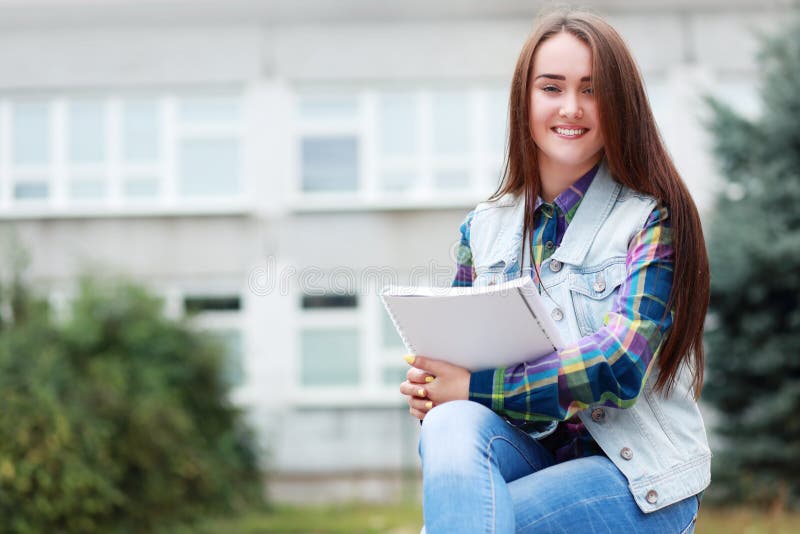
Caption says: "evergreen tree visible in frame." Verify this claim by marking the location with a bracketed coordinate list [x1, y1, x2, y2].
[704, 15, 800, 509]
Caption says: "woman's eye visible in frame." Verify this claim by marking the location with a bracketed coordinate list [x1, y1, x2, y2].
[542, 85, 560, 93]
[583, 87, 594, 95]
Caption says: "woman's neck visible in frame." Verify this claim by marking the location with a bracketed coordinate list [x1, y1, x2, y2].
[538, 153, 603, 202]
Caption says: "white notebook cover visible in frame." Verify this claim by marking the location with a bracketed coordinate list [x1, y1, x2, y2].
[380, 277, 565, 371]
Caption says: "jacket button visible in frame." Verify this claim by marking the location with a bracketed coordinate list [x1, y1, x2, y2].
[591, 408, 605, 422]
[646, 490, 658, 504]
[549, 259, 562, 272]
[620, 447, 633, 461]
[593, 279, 606, 292]
[551, 308, 564, 321]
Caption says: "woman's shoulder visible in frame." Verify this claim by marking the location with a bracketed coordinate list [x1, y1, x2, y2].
[473, 192, 523, 214]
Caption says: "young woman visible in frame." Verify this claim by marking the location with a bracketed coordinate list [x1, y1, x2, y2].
[399, 10, 711, 534]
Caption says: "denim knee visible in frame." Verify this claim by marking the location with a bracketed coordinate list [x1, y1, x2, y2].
[419, 401, 496, 462]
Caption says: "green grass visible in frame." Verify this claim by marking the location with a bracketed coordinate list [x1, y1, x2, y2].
[196, 503, 800, 534]
[196, 503, 424, 534]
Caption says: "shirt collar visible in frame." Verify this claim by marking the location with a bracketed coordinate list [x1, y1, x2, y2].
[535, 163, 600, 223]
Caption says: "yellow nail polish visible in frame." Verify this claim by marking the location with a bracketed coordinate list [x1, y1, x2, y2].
[425, 401, 433, 410]
[425, 376, 434, 383]
[404, 354, 415, 364]
[417, 388, 425, 397]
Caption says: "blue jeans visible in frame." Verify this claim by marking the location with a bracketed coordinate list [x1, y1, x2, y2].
[419, 400, 700, 534]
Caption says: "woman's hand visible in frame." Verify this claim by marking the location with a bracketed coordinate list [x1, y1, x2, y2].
[399, 355, 471, 421]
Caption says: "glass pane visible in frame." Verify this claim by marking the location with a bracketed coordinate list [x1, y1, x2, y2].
[433, 91, 470, 155]
[179, 138, 240, 196]
[301, 137, 358, 192]
[14, 181, 49, 199]
[487, 89, 509, 153]
[434, 169, 470, 189]
[12, 102, 50, 165]
[185, 295, 241, 313]
[123, 100, 160, 163]
[300, 328, 360, 386]
[68, 100, 106, 163]
[301, 294, 357, 309]
[69, 177, 106, 199]
[379, 92, 416, 156]
[214, 329, 244, 388]
[179, 95, 240, 124]
[379, 169, 416, 192]
[298, 94, 358, 120]
[123, 176, 159, 198]
[381, 310, 405, 349]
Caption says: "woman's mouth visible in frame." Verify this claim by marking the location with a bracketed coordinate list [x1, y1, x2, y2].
[552, 127, 588, 138]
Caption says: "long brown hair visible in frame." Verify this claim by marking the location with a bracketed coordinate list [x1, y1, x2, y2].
[494, 10, 710, 397]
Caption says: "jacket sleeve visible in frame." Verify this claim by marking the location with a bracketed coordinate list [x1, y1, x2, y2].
[468, 204, 674, 421]
[452, 211, 476, 288]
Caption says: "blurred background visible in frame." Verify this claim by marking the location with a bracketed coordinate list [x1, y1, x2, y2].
[0, 0, 798, 532]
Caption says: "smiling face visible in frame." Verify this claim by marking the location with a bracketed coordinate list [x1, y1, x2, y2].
[529, 31, 604, 191]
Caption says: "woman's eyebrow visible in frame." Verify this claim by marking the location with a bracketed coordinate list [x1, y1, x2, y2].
[534, 74, 592, 82]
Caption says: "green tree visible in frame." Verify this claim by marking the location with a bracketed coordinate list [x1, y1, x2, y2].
[0, 273, 262, 533]
[704, 16, 800, 510]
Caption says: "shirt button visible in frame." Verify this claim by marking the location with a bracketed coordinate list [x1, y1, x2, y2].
[593, 279, 606, 292]
[620, 447, 633, 461]
[591, 408, 605, 422]
[550, 260, 562, 272]
[646, 490, 659, 504]
[551, 308, 564, 321]
[545, 240, 555, 251]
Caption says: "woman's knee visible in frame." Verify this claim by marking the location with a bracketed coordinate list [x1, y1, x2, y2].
[421, 401, 492, 438]
[419, 401, 499, 462]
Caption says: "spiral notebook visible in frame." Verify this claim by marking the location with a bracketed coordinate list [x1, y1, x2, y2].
[380, 276, 565, 371]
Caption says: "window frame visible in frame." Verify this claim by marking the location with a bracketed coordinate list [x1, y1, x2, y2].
[290, 83, 509, 212]
[0, 87, 250, 217]
[291, 283, 407, 407]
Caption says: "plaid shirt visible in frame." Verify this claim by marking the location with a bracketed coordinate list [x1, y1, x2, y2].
[453, 166, 674, 461]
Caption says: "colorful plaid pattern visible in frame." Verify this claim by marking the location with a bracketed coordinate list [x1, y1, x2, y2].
[454, 168, 674, 460]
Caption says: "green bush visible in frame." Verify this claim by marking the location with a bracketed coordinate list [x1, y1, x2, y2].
[0, 275, 262, 533]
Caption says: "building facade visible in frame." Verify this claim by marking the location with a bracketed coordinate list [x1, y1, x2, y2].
[0, 0, 788, 503]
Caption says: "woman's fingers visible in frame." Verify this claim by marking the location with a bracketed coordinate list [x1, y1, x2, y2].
[409, 407, 427, 420]
[399, 380, 428, 398]
[406, 366, 435, 384]
[408, 394, 434, 414]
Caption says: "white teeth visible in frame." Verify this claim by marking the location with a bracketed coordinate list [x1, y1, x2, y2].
[555, 127, 585, 136]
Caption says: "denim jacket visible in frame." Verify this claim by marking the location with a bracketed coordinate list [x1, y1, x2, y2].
[468, 162, 711, 513]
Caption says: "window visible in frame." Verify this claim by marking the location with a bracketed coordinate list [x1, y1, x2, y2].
[13, 101, 50, 165]
[68, 99, 108, 201]
[183, 292, 245, 391]
[300, 328, 360, 386]
[380, 310, 408, 386]
[213, 328, 245, 388]
[294, 287, 409, 403]
[122, 98, 161, 199]
[297, 292, 361, 388]
[11, 101, 51, 201]
[294, 84, 508, 206]
[178, 94, 241, 197]
[300, 137, 358, 192]
[0, 89, 244, 211]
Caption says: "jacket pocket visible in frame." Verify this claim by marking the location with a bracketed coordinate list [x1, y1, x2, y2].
[568, 261, 627, 336]
[474, 252, 521, 287]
